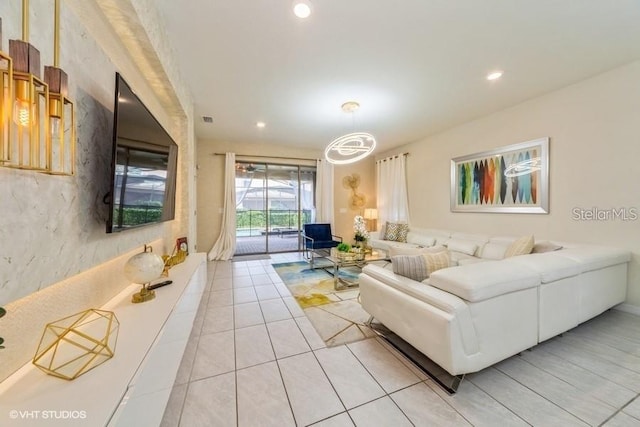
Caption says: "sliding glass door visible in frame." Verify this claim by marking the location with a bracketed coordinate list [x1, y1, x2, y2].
[235, 162, 316, 255]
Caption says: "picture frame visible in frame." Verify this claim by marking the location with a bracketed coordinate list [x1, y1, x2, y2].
[176, 237, 189, 254]
[450, 137, 549, 213]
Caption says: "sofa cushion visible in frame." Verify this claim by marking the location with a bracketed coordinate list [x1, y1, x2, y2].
[391, 251, 450, 281]
[479, 242, 509, 260]
[532, 241, 563, 253]
[384, 222, 409, 242]
[504, 235, 535, 257]
[388, 245, 446, 257]
[457, 258, 488, 266]
[406, 232, 436, 247]
[448, 251, 477, 266]
[554, 246, 631, 273]
[429, 261, 540, 302]
[501, 253, 581, 283]
[445, 239, 479, 256]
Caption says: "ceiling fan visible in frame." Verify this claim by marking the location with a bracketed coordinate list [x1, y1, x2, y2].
[236, 163, 257, 174]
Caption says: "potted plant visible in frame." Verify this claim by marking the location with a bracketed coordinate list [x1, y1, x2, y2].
[353, 215, 369, 248]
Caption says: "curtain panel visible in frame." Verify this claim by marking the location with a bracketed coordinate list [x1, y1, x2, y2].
[208, 153, 237, 260]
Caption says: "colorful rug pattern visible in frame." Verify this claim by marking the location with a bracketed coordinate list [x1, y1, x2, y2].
[272, 261, 376, 347]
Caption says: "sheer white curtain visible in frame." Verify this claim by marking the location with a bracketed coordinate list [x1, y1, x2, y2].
[315, 159, 334, 224]
[376, 154, 410, 227]
[208, 153, 237, 260]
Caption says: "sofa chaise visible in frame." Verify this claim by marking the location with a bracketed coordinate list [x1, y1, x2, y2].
[360, 227, 631, 377]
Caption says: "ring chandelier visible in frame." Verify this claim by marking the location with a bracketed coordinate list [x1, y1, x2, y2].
[324, 132, 377, 165]
[324, 101, 377, 164]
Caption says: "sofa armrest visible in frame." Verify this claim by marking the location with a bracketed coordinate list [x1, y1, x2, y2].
[360, 264, 480, 358]
[361, 264, 467, 314]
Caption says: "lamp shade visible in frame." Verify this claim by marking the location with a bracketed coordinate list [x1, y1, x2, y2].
[124, 251, 164, 284]
[364, 208, 378, 220]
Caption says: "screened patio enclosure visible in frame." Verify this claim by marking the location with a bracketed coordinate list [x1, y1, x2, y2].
[235, 162, 316, 255]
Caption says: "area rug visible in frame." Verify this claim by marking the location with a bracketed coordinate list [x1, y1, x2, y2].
[272, 261, 378, 347]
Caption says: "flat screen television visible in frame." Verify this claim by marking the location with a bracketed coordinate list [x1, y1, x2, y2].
[106, 73, 179, 233]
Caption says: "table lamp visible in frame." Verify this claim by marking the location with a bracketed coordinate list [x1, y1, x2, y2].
[124, 245, 164, 303]
[364, 208, 378, 231]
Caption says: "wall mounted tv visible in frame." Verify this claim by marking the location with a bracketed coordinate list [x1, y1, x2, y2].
[106, 73, 179, 233]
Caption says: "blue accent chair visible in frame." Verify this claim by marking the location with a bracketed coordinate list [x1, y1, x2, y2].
[303, 223, 342, 268]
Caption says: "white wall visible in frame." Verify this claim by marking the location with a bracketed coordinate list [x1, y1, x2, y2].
[379, 61, 640, 308]
[0, 0, 193, 381]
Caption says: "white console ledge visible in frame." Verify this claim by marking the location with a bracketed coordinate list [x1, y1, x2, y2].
[0, 253, 207, 427]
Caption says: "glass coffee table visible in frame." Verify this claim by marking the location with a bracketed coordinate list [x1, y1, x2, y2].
[325, 249, 390, 290]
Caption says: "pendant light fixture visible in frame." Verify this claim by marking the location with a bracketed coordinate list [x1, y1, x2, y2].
[8, 0, 50, 171]
[44, 0, 75, 175]
[0, 18, 15, 164]
[325, 101, 377, 165]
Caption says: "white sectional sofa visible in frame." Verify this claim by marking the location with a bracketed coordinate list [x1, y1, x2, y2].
[360, 228, 631, 376]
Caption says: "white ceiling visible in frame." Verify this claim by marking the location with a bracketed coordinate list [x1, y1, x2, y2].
[154, 0, 640, 153]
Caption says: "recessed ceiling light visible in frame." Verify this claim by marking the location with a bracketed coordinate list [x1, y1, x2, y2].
[256, 121, 266, 128]
[487, 71, 504, 81]
[293, 1, 312, 19]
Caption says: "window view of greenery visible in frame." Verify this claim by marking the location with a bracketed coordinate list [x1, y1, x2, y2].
[236, 209, 312, 236]
[112, 146, 168, 230]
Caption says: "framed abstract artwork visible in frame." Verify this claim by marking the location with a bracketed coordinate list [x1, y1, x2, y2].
[450, 137, 549, 213]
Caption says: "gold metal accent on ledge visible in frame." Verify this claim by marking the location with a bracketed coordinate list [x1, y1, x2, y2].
[131, 284, 156, 303]
[162, 249, 187, 277]
[33, 309, 119, 381]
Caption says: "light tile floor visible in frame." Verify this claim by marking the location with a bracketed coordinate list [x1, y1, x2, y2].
[161, 253, 640, 427]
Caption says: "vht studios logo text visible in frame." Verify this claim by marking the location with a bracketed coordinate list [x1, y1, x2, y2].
[572, 207, 638, 221]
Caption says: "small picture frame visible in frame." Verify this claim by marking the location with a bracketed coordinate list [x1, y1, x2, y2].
[176, 237, 188, 254]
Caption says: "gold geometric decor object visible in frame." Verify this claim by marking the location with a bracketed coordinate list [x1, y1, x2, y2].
[33, 309, 119, 380]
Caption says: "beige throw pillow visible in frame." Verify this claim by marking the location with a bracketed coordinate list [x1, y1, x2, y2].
[504, 235, 535, 257]
[423, 250, 451, 275]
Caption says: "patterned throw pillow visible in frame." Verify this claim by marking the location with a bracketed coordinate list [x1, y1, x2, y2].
[392, 255, 429, 282]
[504, 235, 535, 257]
[383, 222, 409, 242]
[391, 251, 450, 281]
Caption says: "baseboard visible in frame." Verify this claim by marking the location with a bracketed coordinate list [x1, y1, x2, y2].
[614, 303, 640, 316]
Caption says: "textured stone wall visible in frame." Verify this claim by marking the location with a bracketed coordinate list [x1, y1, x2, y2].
[0, 0, 193, 381]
